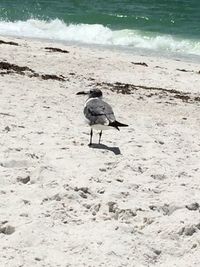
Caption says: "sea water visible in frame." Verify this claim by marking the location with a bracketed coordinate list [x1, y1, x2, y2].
[0, 0, 199, 58]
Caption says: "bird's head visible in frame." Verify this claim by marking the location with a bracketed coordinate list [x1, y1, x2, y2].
[76, 89, 103, 99]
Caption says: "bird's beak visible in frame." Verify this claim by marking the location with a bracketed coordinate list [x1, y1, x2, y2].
[76, 91, 89, 95]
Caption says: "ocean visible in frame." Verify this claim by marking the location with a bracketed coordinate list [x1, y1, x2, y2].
[0, 0, 200, 57]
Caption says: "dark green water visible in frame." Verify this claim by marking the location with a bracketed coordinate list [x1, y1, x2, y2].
[0, 0, 200, 55]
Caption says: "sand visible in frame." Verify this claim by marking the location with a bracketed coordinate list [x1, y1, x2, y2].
[0, 36, 200, 267]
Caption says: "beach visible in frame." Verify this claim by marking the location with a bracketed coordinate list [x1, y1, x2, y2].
[0, 36, 200, 266]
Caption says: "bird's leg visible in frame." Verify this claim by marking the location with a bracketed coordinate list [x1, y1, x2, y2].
[89, 128, 93, 146]
[99, 130, 102, 144]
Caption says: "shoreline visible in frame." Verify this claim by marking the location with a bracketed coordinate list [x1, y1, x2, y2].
[1, 32, 200, 64]
[1, 35, 200, 96]
[0, 35, 200, 267]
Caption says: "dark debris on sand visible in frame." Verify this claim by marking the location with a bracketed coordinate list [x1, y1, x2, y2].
[44, 47, 69, 53]
[0, 61, 34, 74]
[0, 61, 65, 81]
[41, 74, 65, 81]
[176, 68, 200, 75]
[95, 81, 200, 104]
[0, 40, 19, 46]
[131, 62, 148, 67]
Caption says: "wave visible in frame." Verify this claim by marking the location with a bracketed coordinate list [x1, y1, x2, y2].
[0, 18, 200, 56]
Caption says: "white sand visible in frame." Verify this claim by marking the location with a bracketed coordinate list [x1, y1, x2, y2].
[0, 36, 200, 267]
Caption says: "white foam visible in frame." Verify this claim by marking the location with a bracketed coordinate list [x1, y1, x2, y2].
[0, 18, 200, 55]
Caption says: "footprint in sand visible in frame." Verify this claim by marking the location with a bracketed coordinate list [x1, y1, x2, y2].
[0, 224, 15, 235]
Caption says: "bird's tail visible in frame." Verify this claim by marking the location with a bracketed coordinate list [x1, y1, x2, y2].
[109, 120, 128, 130]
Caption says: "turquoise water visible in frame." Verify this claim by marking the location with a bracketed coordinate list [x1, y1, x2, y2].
[0, 0, 200, 56]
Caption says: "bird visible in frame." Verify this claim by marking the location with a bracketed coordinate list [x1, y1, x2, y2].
[76, 89, 128, 145]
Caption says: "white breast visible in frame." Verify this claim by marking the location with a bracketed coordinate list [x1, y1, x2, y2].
[91, 124, 112, 131]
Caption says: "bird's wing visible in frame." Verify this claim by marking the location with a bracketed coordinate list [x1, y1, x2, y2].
[84, 98, 116, 125]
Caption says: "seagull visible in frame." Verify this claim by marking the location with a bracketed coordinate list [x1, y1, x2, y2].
[77, 89, 128, 145]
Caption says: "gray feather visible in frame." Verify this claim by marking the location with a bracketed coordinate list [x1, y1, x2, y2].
[84, 98, 115, 126]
